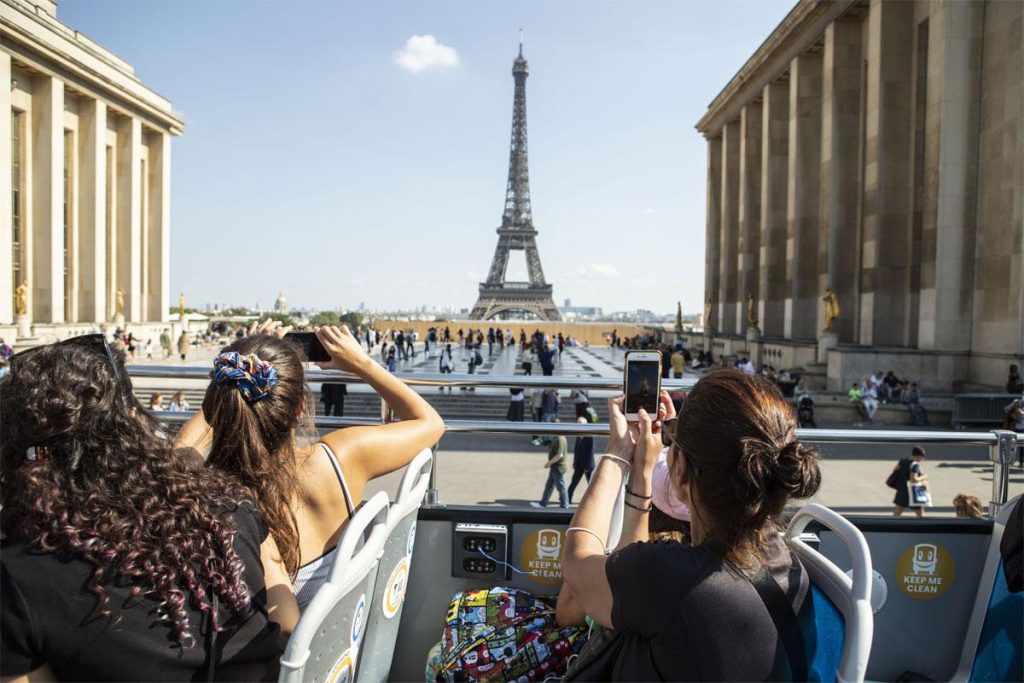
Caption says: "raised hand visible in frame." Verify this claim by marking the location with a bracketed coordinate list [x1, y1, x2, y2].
[247, 318, 293, 339]
[314, 325, 370, 373]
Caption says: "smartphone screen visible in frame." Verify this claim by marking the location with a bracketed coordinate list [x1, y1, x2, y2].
[284, 331, 331, 363]
[624, 356, 661, 415]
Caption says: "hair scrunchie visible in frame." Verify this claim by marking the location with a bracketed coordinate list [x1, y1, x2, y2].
[213, 351, 278, 403]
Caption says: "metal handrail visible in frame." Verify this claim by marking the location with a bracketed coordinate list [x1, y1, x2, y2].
[141, 367, 1022, 514]
[126, 365, 697, 391]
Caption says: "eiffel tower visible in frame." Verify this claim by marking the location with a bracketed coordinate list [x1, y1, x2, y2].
[469, 39, 561, 321]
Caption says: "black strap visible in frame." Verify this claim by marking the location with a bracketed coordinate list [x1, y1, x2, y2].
[206, 590, 219, 682]
[748, 566, 808, 682]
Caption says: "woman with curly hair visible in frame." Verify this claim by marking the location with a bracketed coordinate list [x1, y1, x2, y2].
[561, 369, 821, 680]
[1, 339, 297, 681]
[175, 322, 445, 609]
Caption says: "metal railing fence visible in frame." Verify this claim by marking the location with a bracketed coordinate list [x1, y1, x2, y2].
[137, 366, 1022, 515]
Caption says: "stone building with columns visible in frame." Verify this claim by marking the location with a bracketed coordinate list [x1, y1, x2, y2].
[696, 0, 1022, 392]
[1, 0, 182, 344]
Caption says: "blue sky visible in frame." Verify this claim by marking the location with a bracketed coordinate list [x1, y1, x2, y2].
[60, 0, 793, 315]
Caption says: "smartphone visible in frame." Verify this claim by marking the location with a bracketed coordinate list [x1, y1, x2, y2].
[624, 351, 662, 421]
[284, 331, 331, 363]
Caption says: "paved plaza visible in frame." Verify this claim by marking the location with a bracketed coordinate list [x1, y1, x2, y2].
[131, 340, 1022, 517]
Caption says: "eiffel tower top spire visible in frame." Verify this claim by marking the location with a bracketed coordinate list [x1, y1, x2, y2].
[503, 34, 532, 230]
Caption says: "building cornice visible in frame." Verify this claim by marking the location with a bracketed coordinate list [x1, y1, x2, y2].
[695, 0, 856, 139]
[1, 0, 184, 135]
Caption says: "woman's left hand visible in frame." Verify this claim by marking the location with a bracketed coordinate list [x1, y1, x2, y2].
[633, 394, 670, 476]
[247, 318, 292, 339]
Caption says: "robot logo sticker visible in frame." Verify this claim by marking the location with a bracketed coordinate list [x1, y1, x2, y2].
[912, 544, 937, 574]
[351, 594, 366, 644]
[382, 557, 410, 619]
[896, 543, 955, 600]
[519, 528, 564, 585]
[407, 521, 417, 557]
[325, 649, 354, 683]
[536, 529, 561, 559]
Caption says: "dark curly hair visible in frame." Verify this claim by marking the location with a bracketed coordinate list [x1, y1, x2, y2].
[675, 369, 821, 569]
[0, 343, 254, 649]
[202, 334, 310, 575]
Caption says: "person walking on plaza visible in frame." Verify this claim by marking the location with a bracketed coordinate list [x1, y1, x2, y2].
[567, 416, 595, 504]
[439, 343, 455, 392]
[532, 427, 568, 508]
[529, 387, 545, 445]
[539, 343, 556, 376]
[396, 330, 407, 361]
[487, 327, 496, 357]
[889, 446, 928, 517]
[570, 386, 590, 419]
[159, 328, 171, 358]
[538, 387, 560, 445]
[321, 382, 347, 416]
[386, 344, 398, 372]
[176, 330, 190, 361]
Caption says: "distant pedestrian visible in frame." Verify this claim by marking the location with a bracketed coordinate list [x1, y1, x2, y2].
[0, 338, 11, 361]
[889, 446, 928, 517]
[321, 382, 347, 416]
[487, 327, 496, 357]
[532, 429, 568, 508]
[539, 344, 556, 376]
[168, 390, 190, 412]
[903, 382, 928, 426]
[538, 388, 560, 445]
[506, 387, 525, 421]
[570, 387, 590, 419]
[439, 343, 455, 392]
[1005, 396, 1024, 466]
[567, 416, 594, 504]
[176, 331, 190, 361]
[1007, 364, 1024, 394]
[529, 388, 545, 446]
[158, 329, 171, 358]
[671, 349, 685, 379]
[148, 393, 165, 411]
[386, 345, 398, 372]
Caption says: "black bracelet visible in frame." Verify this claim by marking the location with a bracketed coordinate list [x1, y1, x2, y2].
[625, 487, 652, 500]
[624, 498, 652, 513]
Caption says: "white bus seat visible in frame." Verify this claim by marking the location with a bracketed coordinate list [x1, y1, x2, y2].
[956, 494, 1024, 682]
[278, 491, 390, 683]
[356, 449, 433, 683]
[785, 503, 874, 683]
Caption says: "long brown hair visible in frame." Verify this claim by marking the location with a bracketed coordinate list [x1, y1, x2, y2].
[675, 369, 820, 568]
[0, 344, 253, 648]
[203, 334, 310, 575]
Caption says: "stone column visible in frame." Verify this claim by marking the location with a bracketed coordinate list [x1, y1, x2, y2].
[785, 52, 823, 341]
[819, 19, 863, 343]
[719, 120, 741, 336]
[739, 102, 763, 335]
[31, 75, 64, 324]
[860, 0, 914, 346]
[704, 135, 722, 336]
[916, 1, 983, 352]
[149, 131, 171, 323]
[760, 79, 789, 339]
[116, 116, 142, 322]
[0, 52, 12, 325]
[78, 99, 107, 323]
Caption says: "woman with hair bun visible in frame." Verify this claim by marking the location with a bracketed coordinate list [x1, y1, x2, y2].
[176, 321, 445, 610]
[1, 339, 296, 682]
[562, 369, 821, 680]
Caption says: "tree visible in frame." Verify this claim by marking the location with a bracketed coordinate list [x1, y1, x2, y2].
[310, 310, 342, 327]
[339, 312, 366, 329]
[262, 311, 295, 328]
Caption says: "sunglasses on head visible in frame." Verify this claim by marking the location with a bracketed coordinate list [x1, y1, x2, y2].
[10, 333, 124, 387]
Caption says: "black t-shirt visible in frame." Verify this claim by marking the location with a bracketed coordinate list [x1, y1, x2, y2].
[605, 535, 808, 681]
[1, 502, 284, 681]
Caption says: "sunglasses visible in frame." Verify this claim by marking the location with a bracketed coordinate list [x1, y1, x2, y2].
[10, 333, 125, 390]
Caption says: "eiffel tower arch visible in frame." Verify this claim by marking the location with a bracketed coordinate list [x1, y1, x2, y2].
[469, 40, 561, 322]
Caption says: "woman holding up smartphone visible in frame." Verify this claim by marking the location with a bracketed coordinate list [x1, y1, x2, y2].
[175, 321, 445, 610]
[561, 369, 820, 680]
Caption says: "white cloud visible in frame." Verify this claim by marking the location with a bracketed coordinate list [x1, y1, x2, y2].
[465, 270, 483, 281]
[643, 208, 657, 215]
[394, 35, 460, 73]
[572, 263, 621, 280]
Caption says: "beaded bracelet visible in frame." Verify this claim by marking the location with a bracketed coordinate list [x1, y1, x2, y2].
[624, 498, 653, 513]
[625, 487, 652, 500]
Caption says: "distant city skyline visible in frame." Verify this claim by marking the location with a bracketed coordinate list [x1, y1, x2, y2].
[59, 0, 794, 316]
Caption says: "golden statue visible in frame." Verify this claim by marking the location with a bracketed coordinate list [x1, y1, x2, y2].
[747, 292, 758, 328]
[704, 298, 714, 333]
[15, 281, 27, 316]
[178, 293, 186, 317]
[115, 288, 125, 316]
[822, 287, 840, 333]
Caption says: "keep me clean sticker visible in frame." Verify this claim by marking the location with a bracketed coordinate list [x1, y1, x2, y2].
[895, 543, 956, 600]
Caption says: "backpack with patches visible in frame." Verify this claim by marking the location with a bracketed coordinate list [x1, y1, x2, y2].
[434, 587, 588, 682]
